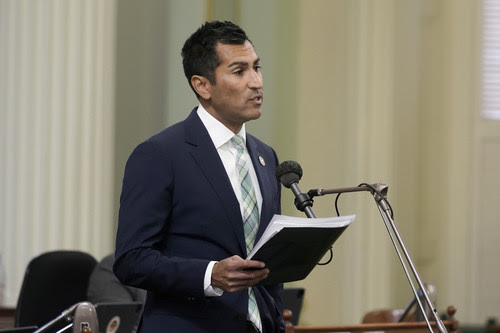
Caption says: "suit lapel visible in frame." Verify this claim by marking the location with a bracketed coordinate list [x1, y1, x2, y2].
[183, 109, 247, 255]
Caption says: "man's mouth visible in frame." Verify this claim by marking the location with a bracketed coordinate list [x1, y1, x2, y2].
[250, 94, 263, 103]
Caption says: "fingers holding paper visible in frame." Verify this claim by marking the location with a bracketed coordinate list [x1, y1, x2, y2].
[211, 255, 269, 293]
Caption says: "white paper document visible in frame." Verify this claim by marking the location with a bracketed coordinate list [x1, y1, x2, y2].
[247, 214, 356, 260]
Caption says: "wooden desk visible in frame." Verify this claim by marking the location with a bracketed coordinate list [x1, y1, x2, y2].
[287, 321, 457, 333]
[284, 306, 459, 333]
[0, 307, 15, 329]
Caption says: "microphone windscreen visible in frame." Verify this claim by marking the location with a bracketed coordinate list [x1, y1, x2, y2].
[73, 302, 99, 333]
[275, 160, 303, 188]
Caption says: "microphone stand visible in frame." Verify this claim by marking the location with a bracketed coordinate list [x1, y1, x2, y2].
[307, 183, 448, 333]
[34, 303, 78, 333]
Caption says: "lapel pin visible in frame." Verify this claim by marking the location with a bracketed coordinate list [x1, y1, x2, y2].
[259, 156, 266, 166]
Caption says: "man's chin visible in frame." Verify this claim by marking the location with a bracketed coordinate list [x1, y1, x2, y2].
[249, 108, 262, 120]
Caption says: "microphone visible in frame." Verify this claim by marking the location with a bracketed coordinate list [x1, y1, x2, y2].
[73, 302, 99, 333]
[275, 161, 317, 218]
[35, 302, 99, 333]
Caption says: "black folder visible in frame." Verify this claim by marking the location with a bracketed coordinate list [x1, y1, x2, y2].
[247, 214, 355, 284]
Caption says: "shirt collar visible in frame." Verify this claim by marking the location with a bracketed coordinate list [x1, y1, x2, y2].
[196, 104, 246, 149]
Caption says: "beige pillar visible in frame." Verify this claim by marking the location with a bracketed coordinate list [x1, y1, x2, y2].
[0, 0, 116, 306]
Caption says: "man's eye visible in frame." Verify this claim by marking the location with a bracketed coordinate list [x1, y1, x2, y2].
[254, 65, 261, 71]
[234, 70, 244, 75]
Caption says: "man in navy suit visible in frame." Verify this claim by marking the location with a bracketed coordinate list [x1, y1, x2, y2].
[114, 21, 284, 333]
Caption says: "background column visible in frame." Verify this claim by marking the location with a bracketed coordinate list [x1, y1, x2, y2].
[0, 0, 116, 306]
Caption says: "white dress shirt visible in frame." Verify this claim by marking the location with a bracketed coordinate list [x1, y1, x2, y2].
[196, 104, 263, 296]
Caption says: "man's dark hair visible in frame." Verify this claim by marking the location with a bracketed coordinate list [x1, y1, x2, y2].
[181, 20, 251, 96]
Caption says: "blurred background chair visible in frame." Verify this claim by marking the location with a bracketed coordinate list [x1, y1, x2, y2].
[86, 253, 146, 305]
[283, 288, 305, 326]
[362, 283, 437, 323]
[14, 250, 97, 328]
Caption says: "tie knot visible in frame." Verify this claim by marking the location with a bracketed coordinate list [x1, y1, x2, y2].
[231, 135, 245, 151]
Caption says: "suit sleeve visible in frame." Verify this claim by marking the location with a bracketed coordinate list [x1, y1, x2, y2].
[113, 140, 210, 297]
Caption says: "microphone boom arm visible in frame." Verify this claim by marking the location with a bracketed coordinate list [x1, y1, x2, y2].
[308, 183, 447, 333]
[308, 183, 388, 199]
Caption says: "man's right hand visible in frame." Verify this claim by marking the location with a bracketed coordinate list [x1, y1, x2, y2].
[211, 255, 269, 292]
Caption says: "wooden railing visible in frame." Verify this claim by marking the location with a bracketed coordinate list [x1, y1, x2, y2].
[284, 306, 459, 333]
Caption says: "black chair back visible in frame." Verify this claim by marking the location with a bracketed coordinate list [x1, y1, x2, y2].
[15, 250, 97, 328]
[283, 288, 305, 325]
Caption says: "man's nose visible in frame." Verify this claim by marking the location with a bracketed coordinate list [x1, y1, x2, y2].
[248, 70, 263, 89]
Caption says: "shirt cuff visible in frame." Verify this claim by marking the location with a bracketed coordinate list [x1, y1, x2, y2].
[204, 261, 224, 297]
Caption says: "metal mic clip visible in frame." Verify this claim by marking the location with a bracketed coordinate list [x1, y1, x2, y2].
[307, 188, 324, 198]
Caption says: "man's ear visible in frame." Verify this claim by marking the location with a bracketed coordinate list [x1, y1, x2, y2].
[191, 75, 211, 100]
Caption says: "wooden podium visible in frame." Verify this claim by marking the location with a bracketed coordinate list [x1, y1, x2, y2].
[284, 306, 459, 333]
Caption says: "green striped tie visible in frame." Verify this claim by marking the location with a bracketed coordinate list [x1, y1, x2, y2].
[231, 134, 261, 332]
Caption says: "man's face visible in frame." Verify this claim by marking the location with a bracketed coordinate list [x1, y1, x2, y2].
[205, 40, 263, 133]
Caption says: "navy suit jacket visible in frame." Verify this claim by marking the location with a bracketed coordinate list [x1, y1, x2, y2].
[114, 108, 284, 333]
